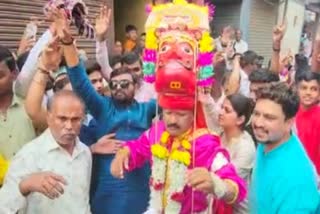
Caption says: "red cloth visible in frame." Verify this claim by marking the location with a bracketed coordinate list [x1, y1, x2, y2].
[296, 105, 320, 175]
[158, 94, 195, 110]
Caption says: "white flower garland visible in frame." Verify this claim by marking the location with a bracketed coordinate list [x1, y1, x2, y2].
[149, 156, 167, 213]
[165, 159, 188, 213]
[147, 131, 193, 214]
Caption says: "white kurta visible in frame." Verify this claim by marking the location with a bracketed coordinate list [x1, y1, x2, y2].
[0, 129, 92, 214]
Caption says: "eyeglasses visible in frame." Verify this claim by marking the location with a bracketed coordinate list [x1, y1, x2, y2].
[109, 80, 133, 90]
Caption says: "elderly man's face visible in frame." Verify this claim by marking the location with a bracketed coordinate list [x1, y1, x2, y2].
[47, 95, 84, 149]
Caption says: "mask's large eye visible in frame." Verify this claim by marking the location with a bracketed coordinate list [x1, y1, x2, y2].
[180, 43, 193, 55]
[160, 44, 171, 53]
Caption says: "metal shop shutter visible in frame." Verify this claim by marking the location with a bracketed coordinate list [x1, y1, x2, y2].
[248, 0, 277, 65]
[0, 0, 114, 60]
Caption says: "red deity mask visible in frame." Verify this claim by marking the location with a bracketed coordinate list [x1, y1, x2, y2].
[155, 31, 197, 97]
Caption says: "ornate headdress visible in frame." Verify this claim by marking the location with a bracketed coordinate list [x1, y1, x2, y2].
[143, 0, 215, 111]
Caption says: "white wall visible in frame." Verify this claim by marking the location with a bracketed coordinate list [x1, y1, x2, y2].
[277, 0, 305, 55]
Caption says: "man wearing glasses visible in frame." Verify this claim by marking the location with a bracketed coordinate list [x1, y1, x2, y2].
[62, 23, 156, 214]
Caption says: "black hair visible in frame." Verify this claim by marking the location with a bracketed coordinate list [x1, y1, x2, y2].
[125, 24, 137, 33]
[86, 61, 101, 76]
[257, 82, 299, 120]
[227, 93, 254, 129]
[53, 76, 71, 92]
[110, 55, 123, 69]
[16, 51, 30, 72]
[0, 45, 16, 72]
[110, 67, 138, 84]
[249, 69, 280, 83]
[296, 71, 320, 85]
[294, 54, 310, 82]
[140, 32, 146, 37]
[240, 50, 259, 67]
[121, 52, 141, 66]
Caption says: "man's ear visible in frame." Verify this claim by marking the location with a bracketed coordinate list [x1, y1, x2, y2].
[285, 117, 295, 130]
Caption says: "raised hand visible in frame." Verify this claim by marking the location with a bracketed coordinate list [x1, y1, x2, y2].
[213, 51, 225, 66]
[17, 37, 35, 56]
[50, 6, 72, 43]
[273, 22, 287, 44]
[39, 36, 62, 72]
[90, 133, 123, 154]
[198, 87, 212, 104]
[19, 172, 67, 199]
[95, 5, 112, 42]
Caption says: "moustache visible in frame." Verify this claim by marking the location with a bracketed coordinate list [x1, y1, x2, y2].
[114, 90, 126, 95]
[167, 124, 180, 129]
[62, 133, 76, 138]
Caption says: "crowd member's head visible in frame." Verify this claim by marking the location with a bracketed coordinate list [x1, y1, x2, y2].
[0, 45, 17, 97]
[294, 53, 310, 82]
[296, 71, 320, 109]
[47, 90, 85, 152]
[125, 24, 138, 42]
[235, 29, 242, 42]
[121, 52, 143, 79]
[249, 69, 280, 102]
[52, 65, 72, 92]
[109, 67, 138, 105]
[251, 83, 299, 149]
[113, 40, 123, 56]
[220, 25, 233, 38]
[219, 94, 253, 131]
[257, 56, 264, 69]
[110, 55, 122, 70]
[139, 32, 146, 49]
[240, 50, 259, 74]
[86, 61, 104, 95]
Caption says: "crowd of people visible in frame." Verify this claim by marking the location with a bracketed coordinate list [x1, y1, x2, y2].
[0, 0, 320, 213]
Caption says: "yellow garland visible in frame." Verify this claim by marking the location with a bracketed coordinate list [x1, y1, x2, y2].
[199, 31, 215, 53]
[170, 150, 191, 166]
[151, 144, 169, 159]
[173, 0, 188, 5]
[160, 131, 170, 144]
[181, 139, 191, 150]
[151, 132, 192, 166]
[0, 155, 9, 185]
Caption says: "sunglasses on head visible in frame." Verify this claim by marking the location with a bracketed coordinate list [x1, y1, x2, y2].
[109, 80, 133, 90]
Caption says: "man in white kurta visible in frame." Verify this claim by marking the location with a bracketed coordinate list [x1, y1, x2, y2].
[0, 91, 92, 214]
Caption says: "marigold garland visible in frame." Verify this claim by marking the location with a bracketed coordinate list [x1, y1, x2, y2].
[151, 144, 169, 159]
